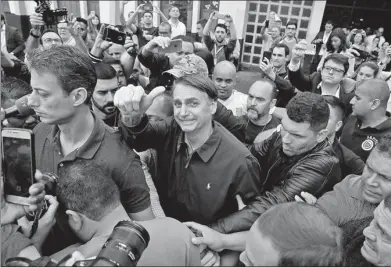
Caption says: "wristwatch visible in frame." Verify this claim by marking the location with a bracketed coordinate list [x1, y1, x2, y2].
[29, 29, 40, 38]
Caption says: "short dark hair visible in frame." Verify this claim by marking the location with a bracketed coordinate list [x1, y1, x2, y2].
[197, 19, 207, 28]
[326, 29, 347, 53]
[214, 23, 227, 33]
[322, 95, 345, 122]
[159, 22, 172, 32]
[323, 53, 349, 75]
[273, 43, 290, 57]
[143, 11, 153, 17]
[94, 63, 117, 80]
[1, 77, 32, 105]
[174, 74, 218, 101]
[374, 133, 391, 158]
[76, 17, 88, 27]
[286, 20, 297, 28]
[28, 46, 97, 104]
[251, 79, 278, 99]
[257, 202, 343, 267]
[357, 61, 379, 77]
[39, 29, 62, 45]
[57, 160, 121, 221]
[325, 20, 334, 27]
[286, 92, 330, 132]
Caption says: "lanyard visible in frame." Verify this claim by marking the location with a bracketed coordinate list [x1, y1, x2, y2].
[214, 44, 224, 64]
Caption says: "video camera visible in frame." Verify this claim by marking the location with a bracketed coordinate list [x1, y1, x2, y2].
[34, 0, 67, 25]
[352, 47, 377, 61]
[5, 221, 150, 267]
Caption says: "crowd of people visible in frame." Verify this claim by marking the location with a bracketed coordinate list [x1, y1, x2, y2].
[2, 2, 391, 266]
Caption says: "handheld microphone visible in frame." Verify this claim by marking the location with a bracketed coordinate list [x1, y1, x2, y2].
[4, 95, 35, 118]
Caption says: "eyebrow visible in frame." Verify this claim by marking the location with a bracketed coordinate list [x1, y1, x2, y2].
[174, 97, 199, 102]
[33, 87, 48, 92]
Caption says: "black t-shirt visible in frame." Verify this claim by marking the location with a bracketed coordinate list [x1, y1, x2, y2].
[135, 26, 159, 48]
[240, 115, 281, 145]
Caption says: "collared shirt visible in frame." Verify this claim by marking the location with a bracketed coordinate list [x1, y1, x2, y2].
[317, 82, 341, 98]
[316, 174, 377, 226]
[1, 24, 7, 53]
[340, 115, 391, 161]
[168, 19, 186, 38]
[218, 90, 248, 116]
[34, 113, 150, 255]
[121, 116, 261, 233]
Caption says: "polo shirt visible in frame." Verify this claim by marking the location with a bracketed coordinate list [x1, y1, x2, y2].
[33, 113, 150, 255]
[120, 116, 262, 234]
[51, 217, 200, 266]
[218, 90, 248, 116]
[239, 114, 280, 145]
[316, 174, 377, 226]
[340, 115, 391, 161]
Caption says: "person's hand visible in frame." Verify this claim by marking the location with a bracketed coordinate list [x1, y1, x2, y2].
[92, 24, 113, 52]
[136, 3, 145, 12]
[30, 12, 45, 30]
[1, 170, 46, 225]
[86, 11, 95, 20]
[344, 48, 360, 58]
[209, 11, 217, 20]
[183, 222, 225, 252]
[225, 14, 233, 22]
[64, 252, 86, 266]
[114, 85, 166, 118]
[202, 250, 220, 266]
[66, 14, 81, 37]
[259, 57, 274, 77]
[294, 191, 317, 205]
[146, 36, 171, 50]
[291, 40, 307, 64]
[314, 38, 323, 44]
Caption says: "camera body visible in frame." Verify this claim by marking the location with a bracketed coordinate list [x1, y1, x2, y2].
[35, 0, 67, 25]
[352, 47, 376, 60]
[103, 27, 126, 45]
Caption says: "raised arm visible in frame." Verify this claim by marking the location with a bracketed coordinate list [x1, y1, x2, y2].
[153, 5, 169, 23]
[119, 1, 128, 26]
[25, 12, 44, 57]
[126, 4, 145, 33]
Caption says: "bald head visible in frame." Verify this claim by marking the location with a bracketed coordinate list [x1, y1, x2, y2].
[213, 61, 237, 100]
[358, 78, 390, 107]
[213, 61, 236, 76]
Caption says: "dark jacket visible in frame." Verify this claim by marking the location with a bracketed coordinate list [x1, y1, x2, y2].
[311, 31, 328, 55]
[4, 25, 25, 60]
[272, 68, 296, 107]
[332, 138, 365, 179]
[233, 131, 341, 229]
[288, 67, 356, 114]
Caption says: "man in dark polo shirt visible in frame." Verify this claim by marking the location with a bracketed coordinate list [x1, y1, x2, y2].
[340, 78, 391, 161]
[115, 74, 261, 234]
[27, 46, 153, 255]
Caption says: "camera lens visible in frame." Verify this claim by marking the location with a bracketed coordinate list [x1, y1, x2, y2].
[93, 221, 150, 267]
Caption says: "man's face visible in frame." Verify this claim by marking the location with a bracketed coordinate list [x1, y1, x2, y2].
[239, 219, 280, 266]
[270, 27, 280, 38]
[1, 99, 37, 129]
[361, 150, 391, 204]
[173, 83, 216, 133]
[28, 70, 76, 125]
[169, 7, 180, 18]
[57, 22, 71, 40]
[377, 28, 384, 37]
[143, 13, 152, 24]
[280, 114, 321, 156]
[350, 85, 374, 118]
[362, 201, 391, 266]
[213, 66, 236, 100]
[41, 32, 62, 50]
[357, 66, 376, 82]
[286, 24, 296, 37]
[271, 47, 287, 68]
[110, 64, 126, 87]
[196, 24, 203, 36]
[158, 25, 171, 37]
[214, 26, 227, 43]
[247, 82, 274, 121]
[108, 44, 125, 60]
[75, 21, 87, 39]
[92, 77, 118, 116]
[321, 59, 345, 85]
[167, 41, 194, 66]
[325, 23, 333, 33]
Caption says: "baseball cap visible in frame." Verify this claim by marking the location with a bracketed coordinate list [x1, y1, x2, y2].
[163, 54, 209, 78]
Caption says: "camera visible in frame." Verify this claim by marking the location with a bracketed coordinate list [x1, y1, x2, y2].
[352, 47, 377, 60]
[104, 27, 127, 45]
[6, 220, 150, 267]
[34, 0, 68, 25]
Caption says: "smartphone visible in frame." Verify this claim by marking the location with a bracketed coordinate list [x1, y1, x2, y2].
[263, 51, 272, 61]
[214, 12, 226, 20]
[158, 39, 182, 55]
[2, 128, 35, 205]
[103, 27, 126, 45]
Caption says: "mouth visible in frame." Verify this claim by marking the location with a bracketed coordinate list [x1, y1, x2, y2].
[104, 106, 116, 112]
[363, 239, 377, 253]
[178, 120, 195, 125]
[364, 186, 380, 198]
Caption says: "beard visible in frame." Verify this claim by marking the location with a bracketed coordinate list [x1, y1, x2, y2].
[247, 107, 267, 121]
[92, 97, 117, 115]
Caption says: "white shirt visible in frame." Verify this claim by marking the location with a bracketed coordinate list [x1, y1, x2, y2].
[318, 82, 341, 98]
[169, 20, 186, 38]
[218, 90, 248, 116]
[319, 31, 331, 56]
[1, 24, 7, 53]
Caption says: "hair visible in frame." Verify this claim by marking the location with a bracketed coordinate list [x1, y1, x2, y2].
[357, 61, 379, 77]
[357, 78, 390, 107]
[168, 5, 179, 13]
[159, 22, 172, 32]
[374, 133, 391, 158]
[214, 23, 228, 33]
[143, 11, 153, 17]
[28, 46, 97, 104]
[39, 29, 61, 45]
[57, 160, 121, 221]
[197, 19, 207, 28]
[273, 43, 290, 57]
[325, 20, 334, 27]
[92, 14, 101, 30]
[322, 95, 345, 122]
[251, 79, 278, 99]
[323, 53, 349, 75]
[256, 202, 343, 267]
[326, 29, 347, 53]
[286, 20, 297, 29]
[350, 32, 365, 45]
[286, 92, 330, 132]
[94, 63, 117, 80]
[175, 74, 218, 101]
[76, 17, 88, 27]
[1, 77, 32, 104]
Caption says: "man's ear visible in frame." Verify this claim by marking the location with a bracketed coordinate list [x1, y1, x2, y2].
[270, 99, 277, 109]
[371, 99, 381, 110]
[66, 210, 83, 232]
[71, 87, 88, 107]
[335, 120, 343, 133]
[317, 128, 329, 143]
[210, 100, 217, 115]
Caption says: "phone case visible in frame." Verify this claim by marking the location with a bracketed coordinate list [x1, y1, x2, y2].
[157, 39, 183, 54]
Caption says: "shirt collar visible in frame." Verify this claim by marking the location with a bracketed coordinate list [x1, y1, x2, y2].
[46, 112, 106, 159]
[176, 122, 222, 163]
[355, 115, 391, 130]
[317, 82, 341, 95]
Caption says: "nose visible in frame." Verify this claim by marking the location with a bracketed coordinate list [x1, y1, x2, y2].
[220, 81, 227, 88]
[107, 92, 115, 102]
[281, 131, 291, 144]
[251, 98, 256, 106]
[365, 172, 379, 187]
[179, 104, 188, 117]
[350, 97, 356, 105]
[27, 92, 39, 108]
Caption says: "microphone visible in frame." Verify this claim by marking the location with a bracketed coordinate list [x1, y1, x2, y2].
[4, 95, 35, 118]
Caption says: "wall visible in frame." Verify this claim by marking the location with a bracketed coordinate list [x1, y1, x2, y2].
[306, 0, 327, 42]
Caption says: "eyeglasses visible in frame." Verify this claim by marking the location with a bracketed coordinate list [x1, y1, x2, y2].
[287, 27, 296, 31]
[42, 38, 62, 43]
[323, 66, 344, 74]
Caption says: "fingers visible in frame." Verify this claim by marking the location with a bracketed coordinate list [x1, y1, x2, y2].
[30, 13, 45, 26]
[153, 37, 171, 48]
[114, 85, 144, 114]
[294, 195, 304, 202]
[191, 236, 206, 246]
[64, 251, 86, 267]
[144, 86, 166, 105]
[97, 23, 107, 39]
[41, 195, 59, 223]
[202, 250, 219, 266]
[301, 191, 317, 204]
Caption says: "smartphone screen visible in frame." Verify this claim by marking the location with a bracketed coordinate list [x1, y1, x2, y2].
[158, 39, 182, 55]
[2, 129, 35, 205]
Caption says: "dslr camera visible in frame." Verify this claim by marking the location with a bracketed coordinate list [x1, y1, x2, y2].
[34, 0, 67, 25]
[104, 27, 127, 46]
[6, 221, 150, 267]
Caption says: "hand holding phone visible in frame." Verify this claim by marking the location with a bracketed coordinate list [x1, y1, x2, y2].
[157, 39, 182, 54]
